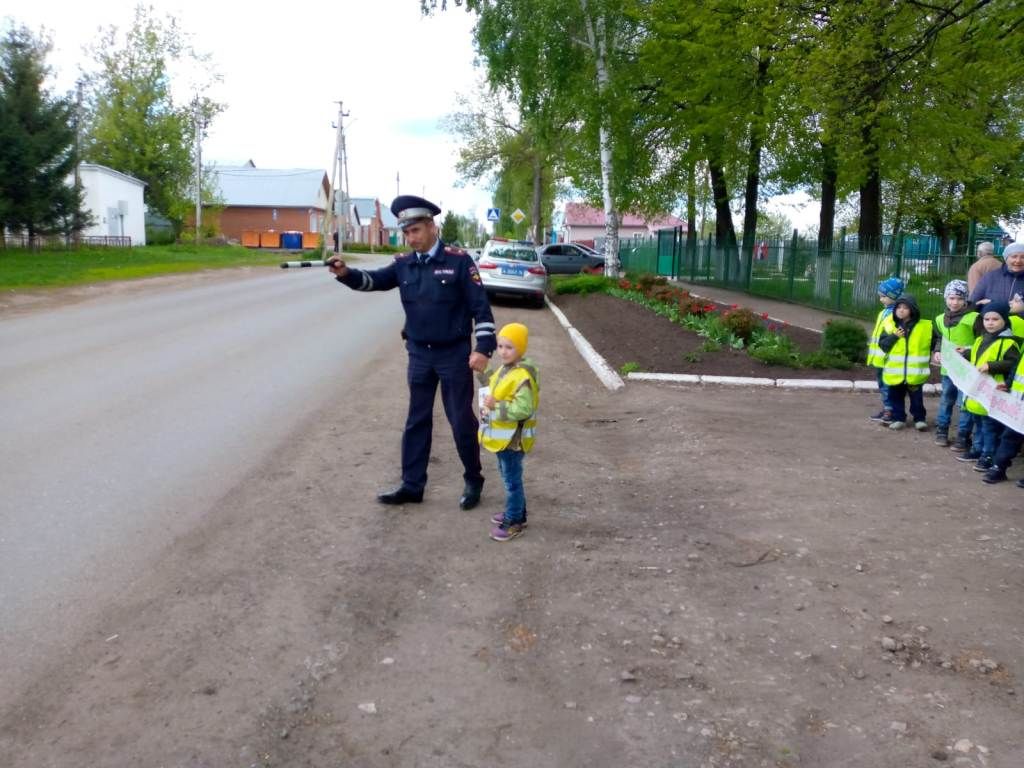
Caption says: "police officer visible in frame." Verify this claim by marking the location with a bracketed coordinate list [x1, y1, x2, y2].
[327, 195, 496, 509]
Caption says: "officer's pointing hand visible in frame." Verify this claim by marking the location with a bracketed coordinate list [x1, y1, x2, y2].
[468, 352, 488, 373]
[327, 257, 349, 278]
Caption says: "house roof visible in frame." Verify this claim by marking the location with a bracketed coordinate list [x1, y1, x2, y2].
[348, 196, 401, 229]
[212, 165, 329, 208]
[564, 202, 685, 230]
[78, 163, 146, 188]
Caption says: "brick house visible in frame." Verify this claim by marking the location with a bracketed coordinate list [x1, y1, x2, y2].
[349, 197, 403, 247]
[208, 162, 330, 241]
[562, 202, 686, 249]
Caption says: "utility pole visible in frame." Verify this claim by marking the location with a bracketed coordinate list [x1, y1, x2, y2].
[73, 80, 83, 245]
[194, 96, 203, 241]
[323, 101, 349, 260]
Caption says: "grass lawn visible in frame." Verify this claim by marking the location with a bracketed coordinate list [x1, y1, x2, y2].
[0, 243, 337, 290]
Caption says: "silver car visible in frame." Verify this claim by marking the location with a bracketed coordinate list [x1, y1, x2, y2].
[477, 239, 548, 307]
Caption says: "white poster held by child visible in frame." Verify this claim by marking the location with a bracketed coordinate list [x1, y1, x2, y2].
[478, 385, 490, 424]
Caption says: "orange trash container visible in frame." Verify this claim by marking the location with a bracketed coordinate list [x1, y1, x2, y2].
[260, 230, 281, 248]
[241, 230, 260, 248]
[302, 232, 319, 250]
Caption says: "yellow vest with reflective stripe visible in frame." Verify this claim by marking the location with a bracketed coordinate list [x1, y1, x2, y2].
[964, 336, 1018, 415]
[479, 363, 539, 453]
[867, 309, 897, 368]
[882, 319, 933, 386]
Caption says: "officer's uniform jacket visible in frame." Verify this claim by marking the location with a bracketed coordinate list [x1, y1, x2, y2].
[336, 241, 496, 356]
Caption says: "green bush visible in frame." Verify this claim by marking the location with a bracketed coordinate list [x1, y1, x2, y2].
[145, 226, 176, 245]
[822, 319, 868, 363]
[801, 349, 854, 370]
[552, 274, 615, 294]
[619, 361, 641, 375]
[749, 345, 802, 367]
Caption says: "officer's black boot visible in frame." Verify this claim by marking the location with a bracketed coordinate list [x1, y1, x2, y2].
[459, 479, 484, 510]
[377, 486, 424, 505]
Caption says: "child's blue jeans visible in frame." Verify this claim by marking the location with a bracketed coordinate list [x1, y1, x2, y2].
[977, 415, 1005, 460]
[876, 368, 891, 410]
[496, 449, 526, 526]
[936, 375, 973, 436]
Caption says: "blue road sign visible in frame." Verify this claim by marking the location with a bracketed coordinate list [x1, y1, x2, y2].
[486, 207, 500, 222]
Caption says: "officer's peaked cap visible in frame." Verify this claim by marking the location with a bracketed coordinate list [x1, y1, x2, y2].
[391, 195, 441, 229]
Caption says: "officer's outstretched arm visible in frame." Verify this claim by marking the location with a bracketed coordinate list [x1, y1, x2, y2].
[334, 259, 400, 292]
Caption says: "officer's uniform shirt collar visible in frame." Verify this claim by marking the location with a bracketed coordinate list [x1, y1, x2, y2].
[417, 238, 442, 264]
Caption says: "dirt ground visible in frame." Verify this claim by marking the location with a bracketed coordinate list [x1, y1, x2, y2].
[1, 279, 1022, 768]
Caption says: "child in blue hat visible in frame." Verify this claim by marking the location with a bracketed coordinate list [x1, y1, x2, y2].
[867, 277, 904, 424]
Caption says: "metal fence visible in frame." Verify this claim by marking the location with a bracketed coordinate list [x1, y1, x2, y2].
[1, 235, 133, 249]
[619, 228, 974, 322]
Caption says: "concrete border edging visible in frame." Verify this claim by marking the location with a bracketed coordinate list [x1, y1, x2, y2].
[546, 296, 625, 391]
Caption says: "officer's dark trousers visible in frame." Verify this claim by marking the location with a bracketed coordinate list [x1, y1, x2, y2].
[402, 341, 482, 492]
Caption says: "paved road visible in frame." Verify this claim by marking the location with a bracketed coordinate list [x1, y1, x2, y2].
[0, 266, 402, 697]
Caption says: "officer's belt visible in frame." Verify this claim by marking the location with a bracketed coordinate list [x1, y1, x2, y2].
[406, 336, 470, 350]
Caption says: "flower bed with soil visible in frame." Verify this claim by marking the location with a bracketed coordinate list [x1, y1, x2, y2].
[549, 276, 906, 381]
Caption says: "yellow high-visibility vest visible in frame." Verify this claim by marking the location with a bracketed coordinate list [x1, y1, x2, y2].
[479, 362, 539, 453]
[964, 336, 1018, 415]
[882, 319, 934, 386]
[867, 309, 897, 368]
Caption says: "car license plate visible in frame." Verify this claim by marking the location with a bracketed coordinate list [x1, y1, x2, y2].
[501, 264, 526, 276]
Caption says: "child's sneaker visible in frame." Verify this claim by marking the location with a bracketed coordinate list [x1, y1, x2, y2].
[949, 437, 969, 452]
[490, 523, 523, 542]
[983, 467, 1007, 484]
[869, 410, 887, 422]
[955, 451, 981, 463]
[914, 421, 928, 432]
[973, 456, 993, 472]
[880, 411, 894, 425]
[934, 430, 950, 446]
[490, 508, 528, 527]
[889, 421, 906, 431]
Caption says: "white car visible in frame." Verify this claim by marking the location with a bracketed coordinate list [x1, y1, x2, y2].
[477, 239, 548, 307]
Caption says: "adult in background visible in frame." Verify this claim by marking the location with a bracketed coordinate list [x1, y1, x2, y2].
[969, 243, 1024, 325]
[327, 195, 496, 509]
[966, 241, 1002, 296]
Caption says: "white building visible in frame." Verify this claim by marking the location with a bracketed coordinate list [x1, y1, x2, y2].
[74, 163, 147, 245]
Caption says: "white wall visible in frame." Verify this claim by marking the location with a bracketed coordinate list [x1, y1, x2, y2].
[76, 165, 147, 245]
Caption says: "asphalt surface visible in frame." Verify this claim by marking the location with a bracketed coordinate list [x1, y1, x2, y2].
[0, 265, 402, 698]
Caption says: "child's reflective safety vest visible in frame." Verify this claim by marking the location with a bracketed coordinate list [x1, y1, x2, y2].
[479, 362, 539, 453]
[933, 311, 977, 376]
[867, 309, 897, 368]
[964, 336, 1018, 415]
[882, 319, 934, 386]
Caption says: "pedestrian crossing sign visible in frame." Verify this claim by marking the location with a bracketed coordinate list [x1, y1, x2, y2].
[486, 208, 500, 222]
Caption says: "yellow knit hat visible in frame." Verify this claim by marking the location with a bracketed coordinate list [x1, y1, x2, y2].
[498, 322, 529, 356]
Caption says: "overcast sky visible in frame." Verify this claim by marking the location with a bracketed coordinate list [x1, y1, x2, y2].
[8, 0, 823, 232]
[9, 0, 502, 222]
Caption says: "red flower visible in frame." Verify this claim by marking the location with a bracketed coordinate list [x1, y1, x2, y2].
[760, 312, 769, 320]
[730, 304, 738, 309]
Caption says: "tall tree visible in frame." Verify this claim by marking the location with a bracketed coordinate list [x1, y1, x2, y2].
[0, 25, 87, 245]
[440, 209, 461, 242]
[83, 4, 222, 229]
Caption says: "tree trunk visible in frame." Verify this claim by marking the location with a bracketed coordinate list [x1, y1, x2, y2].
[581, 0, 620, 276]
[707, 154, 738, 282]
[815, 140, 837, 301]
[741, 56, 770, 284]
[531, 152, 543, 245]
[686, 159, 697, 274]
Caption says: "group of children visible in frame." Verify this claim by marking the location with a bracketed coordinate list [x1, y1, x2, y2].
[868, 276, 1024, 486]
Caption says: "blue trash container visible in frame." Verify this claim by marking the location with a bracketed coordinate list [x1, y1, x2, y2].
[281, 231, 302, 250]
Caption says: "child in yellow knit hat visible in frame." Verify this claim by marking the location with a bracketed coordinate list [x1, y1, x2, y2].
[479, 322, 540, 541]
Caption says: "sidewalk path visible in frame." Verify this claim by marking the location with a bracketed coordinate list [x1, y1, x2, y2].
[674, 280, 872, 334]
